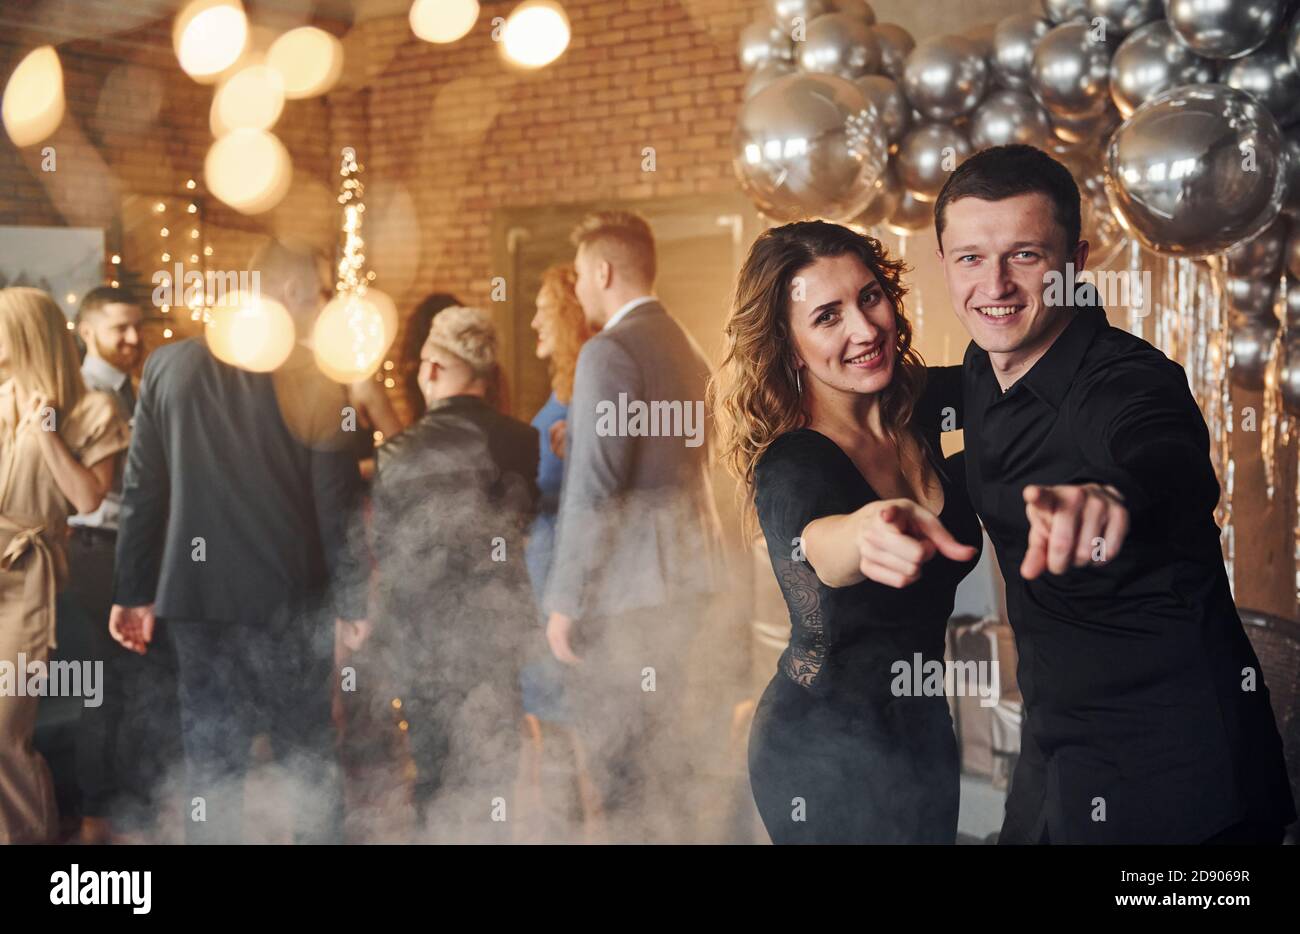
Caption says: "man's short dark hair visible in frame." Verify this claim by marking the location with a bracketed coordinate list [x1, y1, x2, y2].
[77, 285, 136, 324]
[934, 144, 1081, 253]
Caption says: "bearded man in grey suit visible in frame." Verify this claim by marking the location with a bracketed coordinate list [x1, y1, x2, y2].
[544, 211, 726, 842]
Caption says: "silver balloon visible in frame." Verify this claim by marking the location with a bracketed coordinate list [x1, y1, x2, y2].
[1284, 126, 1300, 216]
[970, 88, 1053, 150]
[767, 0, 830, 31]
[896, 122, 972, 201]
[1083, 185, 1128, 267]
[1041, 0, 1088, 24]
[871, 23, 915, 81]
[1031, 22, 1119, 120]
[1290, 13, 1300, 75]
[1228, 312, 1278, 390]
[829, 0, 875, 23]
[1084, 0, 1161, 38]
[1222, 42, 1300, 126]
[853, 75, 911, 144]
[1053, 142, 1105, 189]
[852, 163, 902, 227]
[1164, 0, 1287, 61]
[745, 60, 797, 100]
[1286, 223, 1300, 278]
[1104, 84, 1288, 257]
[1280, 333, 1300, 414]
[1051, 104, 1121, 144]
[1109, 21, 1216, 117]
[1286, 281, 1300, 330]
[964, 23, 998, 65]
[902, 35, 989, 121]
[993, 12, 1051, 92]
[799, 13, 880, 79]
[740, 19, 794, 71]
[1224, 275, 1279, 317]
[733, 73, 889, 223]
[1225, 216, 1288, 278]
[885, 187, 933, 235]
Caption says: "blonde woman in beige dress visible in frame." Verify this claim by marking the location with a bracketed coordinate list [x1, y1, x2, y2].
[0, 287, 129, 843]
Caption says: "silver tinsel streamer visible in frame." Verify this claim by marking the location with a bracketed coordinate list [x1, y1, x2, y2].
[1132, 246, 1236, 593]
[1125, 239, 1144, 337]
[1286, 269, 1300, 603]
[1261, 282, 1285, 501]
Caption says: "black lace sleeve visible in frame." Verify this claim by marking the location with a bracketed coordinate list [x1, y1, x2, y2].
[754, 432, 852, 689]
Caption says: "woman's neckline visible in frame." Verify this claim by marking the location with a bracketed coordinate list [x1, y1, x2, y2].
[793, 426, 950, 518]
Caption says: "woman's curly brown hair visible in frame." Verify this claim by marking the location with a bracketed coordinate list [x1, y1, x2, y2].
[708, 220, 928, 508]
[538, 263, 593, 404]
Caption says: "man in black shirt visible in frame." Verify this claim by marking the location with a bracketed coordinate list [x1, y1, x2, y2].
[931, 145, 1295, 844]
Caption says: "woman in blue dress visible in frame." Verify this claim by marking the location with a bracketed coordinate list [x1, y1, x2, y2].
[520, 264, 593, 723]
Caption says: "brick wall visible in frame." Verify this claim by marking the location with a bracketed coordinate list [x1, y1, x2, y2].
[1, 0, 752, 360]
[335, 0, 751, 348]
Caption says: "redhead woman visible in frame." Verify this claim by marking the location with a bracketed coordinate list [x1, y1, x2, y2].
[524, 265, 593, 618]
[712, 221, 979, 844]
[0, 287, 129, 843]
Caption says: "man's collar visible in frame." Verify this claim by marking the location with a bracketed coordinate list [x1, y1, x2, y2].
[603, 295, 658, 332]
[82, 353, 129, 390]
[968, 303, 1108, 409]
[424, 393, 489, 415]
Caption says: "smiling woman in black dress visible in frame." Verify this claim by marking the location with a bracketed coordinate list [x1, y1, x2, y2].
[712, 221, 981, 844]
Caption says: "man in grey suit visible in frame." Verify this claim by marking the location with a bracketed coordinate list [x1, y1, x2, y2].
[109, 242, 368, 844]
[545, 211, 725, 842]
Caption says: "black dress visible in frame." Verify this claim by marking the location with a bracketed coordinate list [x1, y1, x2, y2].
[747, 366, 981, 844]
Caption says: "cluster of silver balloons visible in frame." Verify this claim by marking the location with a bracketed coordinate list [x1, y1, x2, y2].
[733, 0, 1300, 402]
[732, 0, 1150, 249]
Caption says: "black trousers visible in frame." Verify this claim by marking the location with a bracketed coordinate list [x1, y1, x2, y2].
[66, 529, 181, 830]
[1000, 724, 1286, 845]
[168, 611, 342, 844]
[402, 682, 518, 843]
[392, 594, 525, 844]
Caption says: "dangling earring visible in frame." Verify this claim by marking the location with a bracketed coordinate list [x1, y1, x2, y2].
[795, 369, 802, 394]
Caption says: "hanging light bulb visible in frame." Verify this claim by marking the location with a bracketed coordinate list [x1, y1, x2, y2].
[313, 291, 388, 383]
[500, 1, 570, 69]
[204, 128, 293, 214]
[174, 0, 248, 82]
[206, 289, 295, 372]
[1, 46, 65, 147]
[409, 0, 479, 44]
[268, 26, 344, 98]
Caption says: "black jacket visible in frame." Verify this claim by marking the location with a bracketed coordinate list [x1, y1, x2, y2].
[371, 395, 540, 686]
[114, 339, 367, 623]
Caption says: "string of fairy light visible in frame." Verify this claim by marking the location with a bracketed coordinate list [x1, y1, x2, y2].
[85, 178, 209, 340]
[335, 148, 403, 727]
[116, 178, 209, 340]
[334, 147, 398, 392]
[335, 146, 371, 296]
[332, 146, 404, 729]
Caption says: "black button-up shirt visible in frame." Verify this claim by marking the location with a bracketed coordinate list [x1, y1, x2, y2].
[963, 303, 1295, 843]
